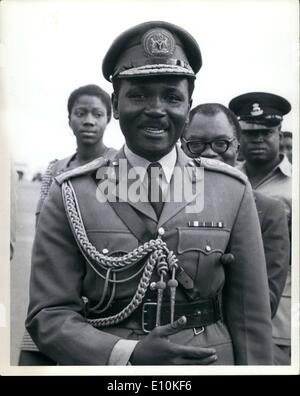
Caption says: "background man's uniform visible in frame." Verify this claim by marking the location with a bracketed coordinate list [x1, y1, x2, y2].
[253, 191, 290, 317]
[238, 156, 292, 363]
[237, 154, 291, 232]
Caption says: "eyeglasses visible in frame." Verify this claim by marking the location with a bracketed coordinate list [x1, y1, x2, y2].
[182, 137, 237, 155]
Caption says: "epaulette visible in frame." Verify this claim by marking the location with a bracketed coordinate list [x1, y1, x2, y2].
[55, 157, 110, 185]
[192, 157, 248, 184]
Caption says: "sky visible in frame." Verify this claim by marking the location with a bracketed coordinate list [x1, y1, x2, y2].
[1, 0, 299, 178]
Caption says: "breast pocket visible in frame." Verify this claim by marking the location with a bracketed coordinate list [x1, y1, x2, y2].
[177, 227, 230, 297]
[86, 229, 139, 256]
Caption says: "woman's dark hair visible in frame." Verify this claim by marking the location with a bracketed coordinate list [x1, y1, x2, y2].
[67, 84, 112, 122]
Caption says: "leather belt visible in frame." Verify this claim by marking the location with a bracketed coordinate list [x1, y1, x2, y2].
[87, 295, 222, 333]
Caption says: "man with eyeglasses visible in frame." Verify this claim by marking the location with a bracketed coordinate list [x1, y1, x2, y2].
[181, 102, 290, 319]
[181, 104, 240, 163]
[229, 92, 292, 365]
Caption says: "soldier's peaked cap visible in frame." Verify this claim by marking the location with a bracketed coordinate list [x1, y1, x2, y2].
[229, 92, 291, 127]
[102, 21, 202, 82]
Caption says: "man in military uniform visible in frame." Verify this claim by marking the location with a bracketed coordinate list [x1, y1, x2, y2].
[229, 92, 292, 364]
[26, 21, 273, 365]
[181, 103, 290, 318]
[229, 92, 292, 228]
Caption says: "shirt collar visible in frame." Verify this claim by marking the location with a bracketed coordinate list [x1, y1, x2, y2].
[124, 144, 177, 183]
[236, 153, 292, 178]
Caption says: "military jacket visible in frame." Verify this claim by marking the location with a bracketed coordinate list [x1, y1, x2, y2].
[26, 148, 273, 365]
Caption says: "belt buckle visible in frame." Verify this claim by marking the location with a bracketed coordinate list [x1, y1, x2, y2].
[193, 326, 205, 335]
[142, 302, 157, 333]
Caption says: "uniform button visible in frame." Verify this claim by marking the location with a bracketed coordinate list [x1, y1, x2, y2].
[102, 248, 109, 254]
[158, 227, 165, 236]
[205, 245, 211, 252]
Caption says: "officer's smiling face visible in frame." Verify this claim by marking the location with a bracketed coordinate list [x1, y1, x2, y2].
[113, 76, 192, 162]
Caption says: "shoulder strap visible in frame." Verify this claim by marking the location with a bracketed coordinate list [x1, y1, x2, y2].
[55, 157, 110, 184]
[194, 157, 248, 184]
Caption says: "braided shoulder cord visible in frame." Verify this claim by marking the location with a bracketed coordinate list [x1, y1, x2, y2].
[62, 180, 164, 269]
[61, 179, 179, 328]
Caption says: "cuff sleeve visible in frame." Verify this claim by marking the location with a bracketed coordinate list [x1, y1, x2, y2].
[108, 339, 139, 365]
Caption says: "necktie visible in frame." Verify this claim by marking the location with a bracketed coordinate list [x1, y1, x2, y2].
[147, 162, 164, 218]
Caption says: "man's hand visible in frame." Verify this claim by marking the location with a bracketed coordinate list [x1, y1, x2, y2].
[129, 316, 217, 365]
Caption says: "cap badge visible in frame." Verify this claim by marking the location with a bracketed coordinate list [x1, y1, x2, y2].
[143, 28, 175, 57]
[250, 103, 264, 116]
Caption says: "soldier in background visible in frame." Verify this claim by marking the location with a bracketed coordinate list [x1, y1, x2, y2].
[181, 103, 290, 319]
[229, 92, 292, 365]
